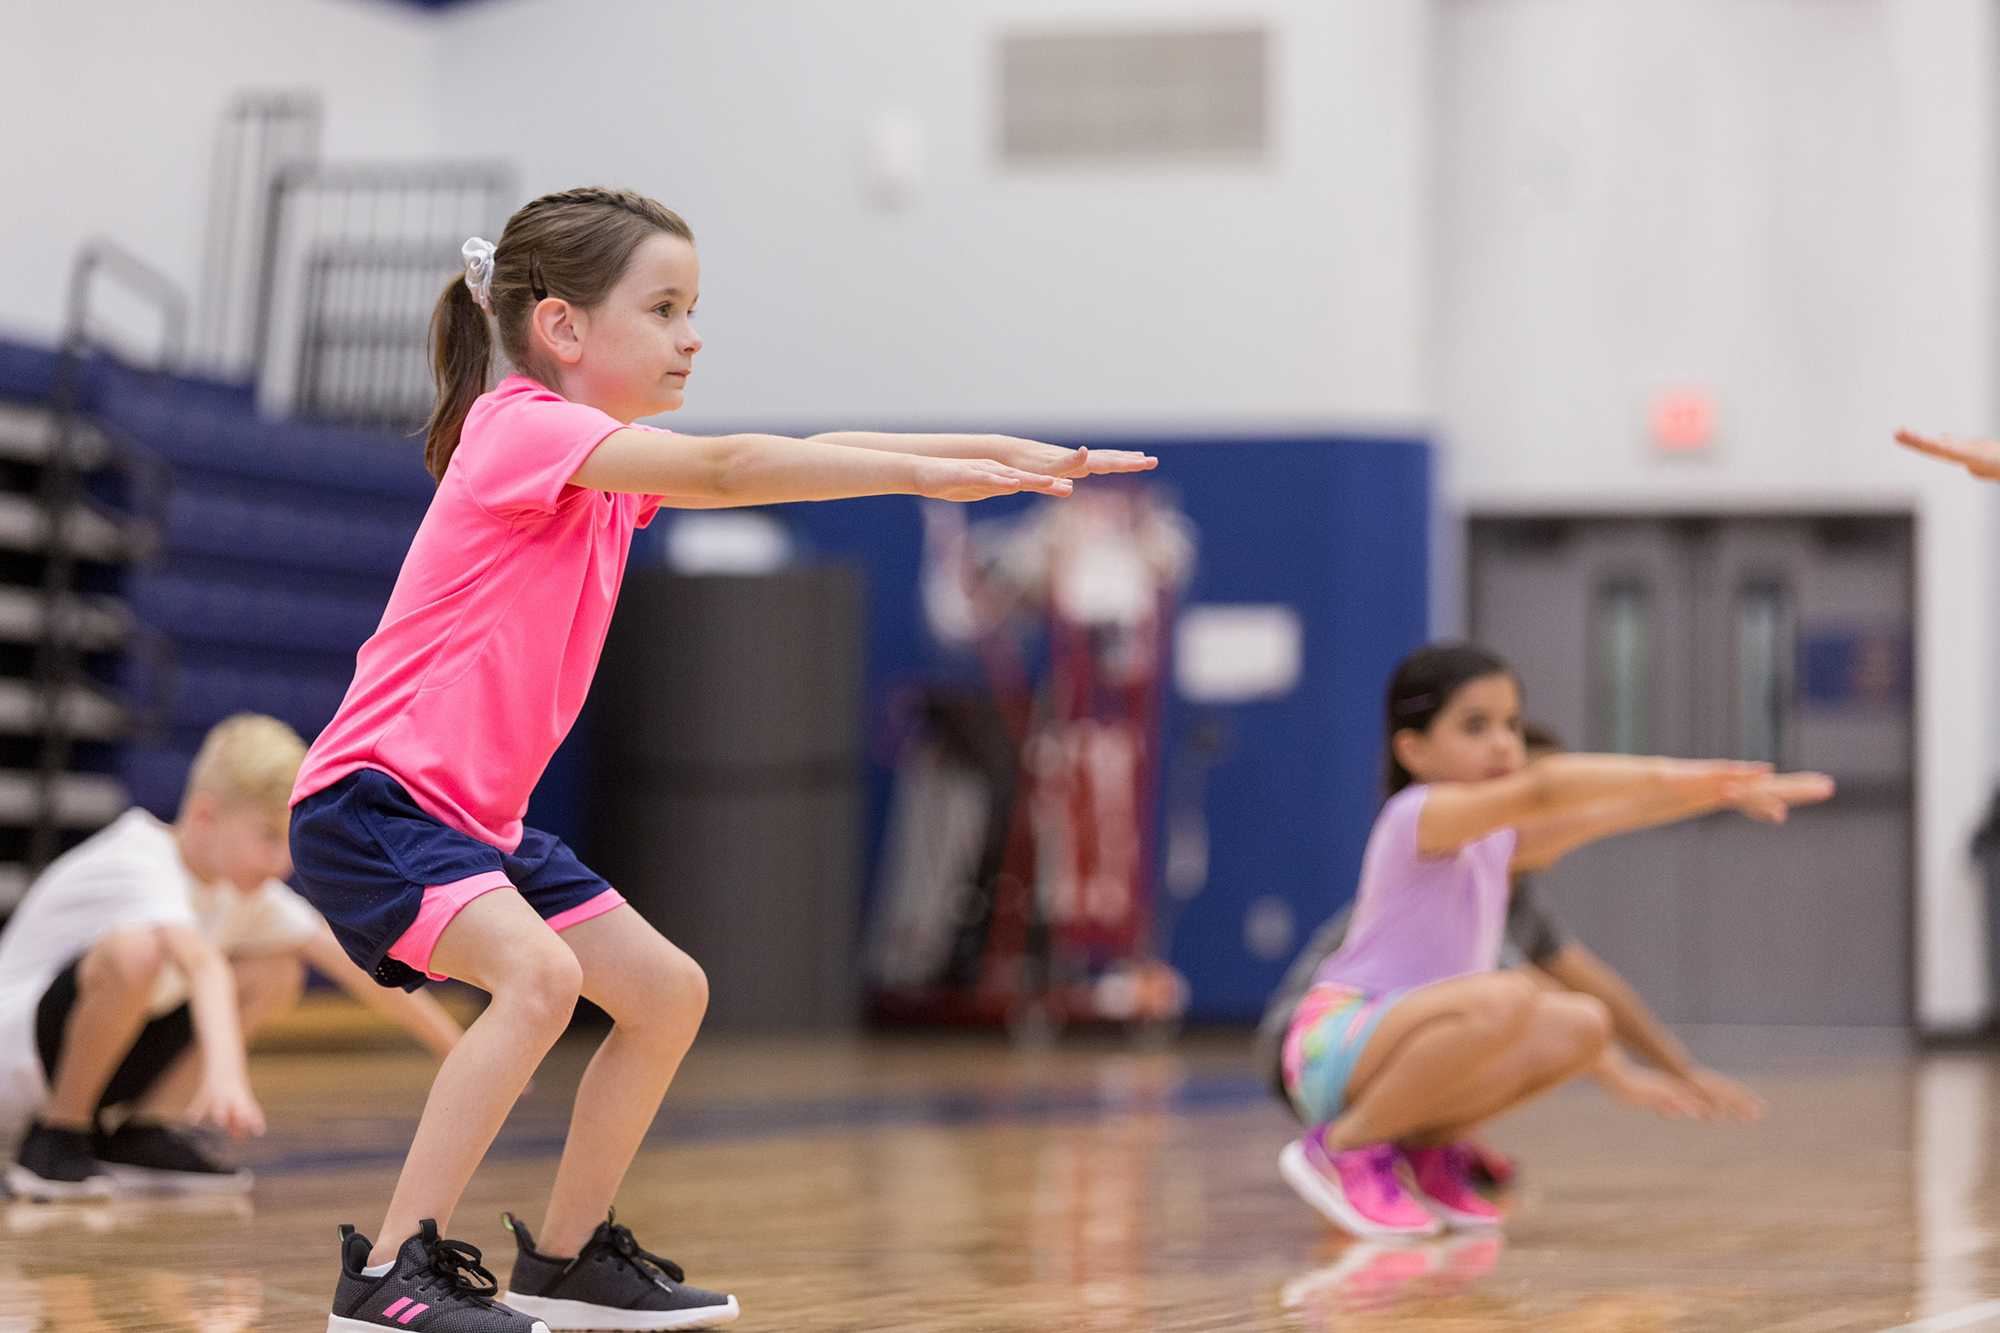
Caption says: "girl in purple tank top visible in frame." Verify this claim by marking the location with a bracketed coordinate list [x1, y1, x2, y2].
[1278, 643, 1833, 1238]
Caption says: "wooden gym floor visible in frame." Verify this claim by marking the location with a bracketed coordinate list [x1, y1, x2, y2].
[3, 1008, 1996, 1333]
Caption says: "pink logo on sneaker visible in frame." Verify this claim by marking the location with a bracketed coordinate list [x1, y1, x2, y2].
[1403, 1143, 1503, 1227]
[1318, 1140, 1437, 1233]
[379, 1298, 429, 1325]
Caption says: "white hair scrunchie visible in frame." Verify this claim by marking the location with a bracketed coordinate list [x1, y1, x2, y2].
[462, 236, 497, 314]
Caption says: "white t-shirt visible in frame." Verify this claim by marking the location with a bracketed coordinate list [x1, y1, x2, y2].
[0, 809, 319, 1145]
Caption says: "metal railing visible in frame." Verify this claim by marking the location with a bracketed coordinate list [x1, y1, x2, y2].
[33, 239, 183, 866]
[252, 162, 513, 426]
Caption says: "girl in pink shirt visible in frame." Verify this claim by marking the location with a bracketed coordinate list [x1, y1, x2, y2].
[290, 187, 1157, 1333]
[1277, 643, 1832, 1239]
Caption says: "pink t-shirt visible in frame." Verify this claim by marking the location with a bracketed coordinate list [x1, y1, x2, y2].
[1313, 785, 1518, 995]
[291, 374, 665, 851]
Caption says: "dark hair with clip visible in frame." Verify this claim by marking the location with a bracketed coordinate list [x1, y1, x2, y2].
[425, 186, 694, 483]
[1381, 641, 1518, 796]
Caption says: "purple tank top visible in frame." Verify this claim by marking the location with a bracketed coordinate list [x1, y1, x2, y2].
[1313, 785, 1517, 995]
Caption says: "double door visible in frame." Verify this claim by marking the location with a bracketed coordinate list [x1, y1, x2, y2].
[1467, 514, 1913, 1026]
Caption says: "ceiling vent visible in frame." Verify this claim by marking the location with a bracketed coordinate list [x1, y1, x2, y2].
[1000, 27, 1269, 163]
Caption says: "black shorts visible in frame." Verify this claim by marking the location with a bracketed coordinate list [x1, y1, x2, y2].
[35, 958, 194, 1114]
[290, 768, 618, 992]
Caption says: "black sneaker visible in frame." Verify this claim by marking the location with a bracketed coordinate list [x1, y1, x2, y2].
[501, 1210, 738, 1330]
[330, 1218, 550, 1333]
[92, 1120, 252, 1194]
[7, 1121, 114, 1200]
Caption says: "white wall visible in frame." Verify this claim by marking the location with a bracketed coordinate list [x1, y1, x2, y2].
[1435, 0, 2000, 1029]
[0, 0, 441, 353]
[424, 0, 1434, 435]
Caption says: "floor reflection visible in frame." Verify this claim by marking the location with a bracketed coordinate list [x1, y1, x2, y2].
[1281, 1233, 1505, 1322]
[1918, 1054, 1993, 1321]
[0, 1270, 262, 1333]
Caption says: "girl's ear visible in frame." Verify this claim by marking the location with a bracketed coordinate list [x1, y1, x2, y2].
[1392, 726, 1427, 780]
[532, 298, 586, 366]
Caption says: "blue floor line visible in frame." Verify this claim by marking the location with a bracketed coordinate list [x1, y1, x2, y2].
[243, 1072, 1278, 1176]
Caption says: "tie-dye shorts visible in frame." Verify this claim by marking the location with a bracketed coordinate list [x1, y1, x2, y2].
[1281, 982, 1411, 1126]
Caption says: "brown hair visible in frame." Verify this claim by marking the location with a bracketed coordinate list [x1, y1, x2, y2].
[1381, 641, 1519, 796]
[424, 186, 694, 482]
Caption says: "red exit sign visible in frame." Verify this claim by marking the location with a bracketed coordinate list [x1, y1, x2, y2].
[1648, 385, 1716, 452]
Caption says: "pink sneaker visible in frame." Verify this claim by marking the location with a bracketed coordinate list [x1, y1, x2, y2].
[1402, 1143, 1504, 1229]
[1279, 1136, 1440, 1237]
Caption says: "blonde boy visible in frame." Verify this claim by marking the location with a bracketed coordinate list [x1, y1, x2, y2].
[0, 714, 464, 1199]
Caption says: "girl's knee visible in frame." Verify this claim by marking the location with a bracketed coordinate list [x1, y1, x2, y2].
[610, 942, 708, 1032]
[1469, 972, 1538, 1038]
[1562, 993, 1614, 1056]
[494, 940, 584, 1030]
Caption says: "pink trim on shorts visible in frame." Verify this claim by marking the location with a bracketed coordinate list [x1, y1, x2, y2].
[546, 888, 626, 933]
[386, 871, 514, 982]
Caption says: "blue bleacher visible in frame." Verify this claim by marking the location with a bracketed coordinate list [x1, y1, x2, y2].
[0, 339, 435, 816]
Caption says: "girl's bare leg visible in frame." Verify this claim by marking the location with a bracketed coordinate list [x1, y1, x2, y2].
[1321, 971, 1543, 1152]
[1399, 991, 1611, 1146]
[367, 891, 584, 1267]
[535, 906, 709, 1259]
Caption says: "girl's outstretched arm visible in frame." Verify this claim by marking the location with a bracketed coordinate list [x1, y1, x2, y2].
[1509, 769, 1834, 871]
[1416, 754, 1774, 857]
[811, 432, 1158, 479]
[572, 429, 1075, 505]
[1896, 428, 2000, 481]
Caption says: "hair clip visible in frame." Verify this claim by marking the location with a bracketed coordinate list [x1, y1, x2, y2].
[1392, 692, 1438, 716]
[461, 237, 497, 314]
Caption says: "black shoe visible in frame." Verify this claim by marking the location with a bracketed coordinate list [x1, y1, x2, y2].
[501, 1210, 738, 1330]
[330, 1219, 550, 1333]
[7, 1121, 113, 1200]
[92, 1120, 252, 1194]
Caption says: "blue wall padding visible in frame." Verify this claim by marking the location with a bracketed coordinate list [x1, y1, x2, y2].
[771, 434, 1432, 1021]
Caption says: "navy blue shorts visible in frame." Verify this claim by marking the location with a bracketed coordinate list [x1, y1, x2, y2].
[290, 769, 622, 991]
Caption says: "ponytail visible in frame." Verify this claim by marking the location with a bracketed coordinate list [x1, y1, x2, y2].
[424, 275, 493, 483]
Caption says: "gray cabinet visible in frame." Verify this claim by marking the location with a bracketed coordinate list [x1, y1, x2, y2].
[592, 566, 865, 1033]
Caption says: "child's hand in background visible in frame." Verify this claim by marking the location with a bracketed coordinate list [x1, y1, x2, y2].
[1684, 1066, 1767, 1122]
[1896, 429, 2000, 481]
[185, 1070, 266, 1140]
[1659, 758, 1774, 807]
[1731, 771, 1836, 823]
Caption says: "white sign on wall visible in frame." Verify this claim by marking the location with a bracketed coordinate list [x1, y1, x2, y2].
[1175, 604, 1303, 703]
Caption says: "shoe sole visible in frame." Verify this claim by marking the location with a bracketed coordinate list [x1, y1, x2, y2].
[330, 1319, 550, 1333]
[500, 1292, 740, 1330]
[1411, 1195, 1504, 1230]
[5, 1164, 114, 1201]
[1278, 1141, 1439, 1238]
[97, 1161, 254, 1195]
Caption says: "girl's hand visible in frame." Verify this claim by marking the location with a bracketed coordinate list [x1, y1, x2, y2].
[1659, 758, 1774, 806]
[991, 438, 1159, 479]
[1601, 1064, 1711, 1121]
[1684, 1067, 1766, 1121]
[185, 1071, 266, 1140]
[1896, 429, 2000, 481]
[1731, 771, 1836, 823]
[913, 457, 1075, 503]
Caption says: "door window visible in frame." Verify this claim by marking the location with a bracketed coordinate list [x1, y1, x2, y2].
[1596, 579, 1650, 754]
[1736, 580, 1791, 764]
